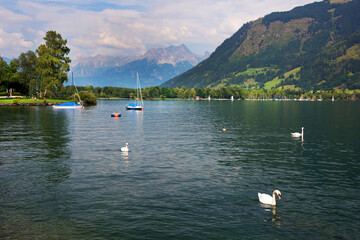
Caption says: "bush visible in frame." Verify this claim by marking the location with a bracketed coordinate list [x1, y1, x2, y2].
[79, 91, 97, 106]
[12, 98, 20, 104]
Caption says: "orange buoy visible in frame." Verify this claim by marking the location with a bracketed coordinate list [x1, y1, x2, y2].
[111, 113, 121, 117]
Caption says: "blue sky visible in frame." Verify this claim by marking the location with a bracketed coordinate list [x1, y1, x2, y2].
[0, 0, 317, 59]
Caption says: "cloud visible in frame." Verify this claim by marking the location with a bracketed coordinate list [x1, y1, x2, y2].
[0, 0, 318, 58]
[0, 6, 32, 26]
[0, 29, 33, 57]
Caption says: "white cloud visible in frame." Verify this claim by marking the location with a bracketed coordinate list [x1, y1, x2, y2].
[0, 6, 32, 26]
[0, 29, 33, 57]
[0, 0, 318, 58]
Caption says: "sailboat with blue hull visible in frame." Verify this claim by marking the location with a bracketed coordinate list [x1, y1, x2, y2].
[126, 72, 144, 111]
[53, 72, 83, 109]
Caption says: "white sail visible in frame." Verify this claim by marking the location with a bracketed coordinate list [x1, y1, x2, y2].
[126, 72, 144, 110]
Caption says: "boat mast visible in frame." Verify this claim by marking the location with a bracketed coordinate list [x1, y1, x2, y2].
[72, 71, 81, 103]
[72, 72, 75, 103]
[137, 72, 143, 107]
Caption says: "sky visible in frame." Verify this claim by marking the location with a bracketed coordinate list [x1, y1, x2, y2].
[0, 0, 317, 59]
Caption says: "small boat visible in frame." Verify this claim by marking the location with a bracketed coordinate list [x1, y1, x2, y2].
[53, 72, 83, 109]
[126, 72, 144, 111]
[126, 103, 143, 111]
[52, 101, 82, 109]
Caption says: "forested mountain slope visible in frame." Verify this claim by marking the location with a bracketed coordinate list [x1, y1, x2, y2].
[162, 0, 360, 90]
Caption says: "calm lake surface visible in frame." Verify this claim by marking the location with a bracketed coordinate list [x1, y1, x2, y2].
[1, 100, 360, 239]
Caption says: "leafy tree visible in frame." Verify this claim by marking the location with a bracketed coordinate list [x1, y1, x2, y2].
[0, 60, 19, 96]
[79, 91, 97, 105]
[36, 30, 71, 99]
[161, 87, 174, 98]
[14, 50, 37, 96]
[0, 57, 8, 92]
[186, 88, 197, 98]
[149, 86, 160, 98]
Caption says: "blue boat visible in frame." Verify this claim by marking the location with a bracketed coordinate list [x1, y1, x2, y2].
[52, 101, 82, 109]
[126, 103, 143, 111]
[52, 72, 83, 109]
[126, 72, 144, 111]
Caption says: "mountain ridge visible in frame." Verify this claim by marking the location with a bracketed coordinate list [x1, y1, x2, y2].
[162, 0, 360, 91]
[71, 44, 209, 88]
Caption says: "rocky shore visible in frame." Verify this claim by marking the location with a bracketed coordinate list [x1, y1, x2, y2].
[0, 102, 58, 106]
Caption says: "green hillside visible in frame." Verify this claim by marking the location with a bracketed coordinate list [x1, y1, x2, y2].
[162, 0, 360, 91]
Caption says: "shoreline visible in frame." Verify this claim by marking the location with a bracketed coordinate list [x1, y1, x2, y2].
[0, 102, 59, 107]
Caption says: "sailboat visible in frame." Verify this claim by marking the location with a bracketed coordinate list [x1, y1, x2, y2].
[52, 72, 83, 109]
[126, 72, 144, 111]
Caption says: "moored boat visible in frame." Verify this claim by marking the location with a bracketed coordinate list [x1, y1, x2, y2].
[52, 102, 82, 109]
[53, 72, 83, 109]
[126, 72, 144, 111]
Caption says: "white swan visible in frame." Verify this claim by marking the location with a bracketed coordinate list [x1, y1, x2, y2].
[121, 143, 129, 152]
[258, 190, 281, 205]
[291, 127, 304, 138]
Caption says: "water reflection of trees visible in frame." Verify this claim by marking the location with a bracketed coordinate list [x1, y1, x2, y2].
[0, 107, 73, 238]
[37, 107, 72, 183]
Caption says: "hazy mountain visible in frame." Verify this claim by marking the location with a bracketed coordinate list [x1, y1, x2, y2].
[140, 44, 207, 65]
[162, 0, 360, 91]
[71, 55, 138, 77]
[71, 44, 209, 88]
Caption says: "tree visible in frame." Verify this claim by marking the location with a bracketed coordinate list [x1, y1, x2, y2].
[0, 60, 19, 96]
[14, 50, 37, 96]
[36, 30, 71, 99]
[188, 88, 197, 99]
[79, 91, 97, 106]
[0, 57, 8, 92]
[161, 87, 173, 98]
[149, 86, 160, 98]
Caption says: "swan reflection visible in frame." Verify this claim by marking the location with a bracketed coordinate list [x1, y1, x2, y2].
[261, 204, 281, 226]
[121, 151, 128, 159]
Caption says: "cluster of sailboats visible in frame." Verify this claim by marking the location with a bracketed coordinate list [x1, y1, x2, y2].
[52, 72, 144, 114]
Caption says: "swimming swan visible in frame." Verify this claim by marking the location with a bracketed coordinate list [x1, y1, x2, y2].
[291, 127, 304, 137]
[258, 190, 281, 205]
[121, 143, 129, 152]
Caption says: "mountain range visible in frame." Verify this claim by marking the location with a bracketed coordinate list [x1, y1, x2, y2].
[71, 44, 209, 88]
[162, 0, 360, 91]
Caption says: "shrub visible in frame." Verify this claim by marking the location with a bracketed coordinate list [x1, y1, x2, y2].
[12, 98, 21, 104]
[79, 91, 97, 106]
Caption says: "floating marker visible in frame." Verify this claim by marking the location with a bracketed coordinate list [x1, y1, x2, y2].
[111, 113, 121, 117]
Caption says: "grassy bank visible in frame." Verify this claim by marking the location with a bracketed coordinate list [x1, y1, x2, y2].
[0, 98, 72, 105]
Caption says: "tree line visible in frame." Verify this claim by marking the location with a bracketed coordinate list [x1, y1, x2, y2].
[0, 30, 71, 99]
[76, 85, 359, 100]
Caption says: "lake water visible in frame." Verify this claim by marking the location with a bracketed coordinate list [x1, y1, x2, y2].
[1, 100, 359, 239]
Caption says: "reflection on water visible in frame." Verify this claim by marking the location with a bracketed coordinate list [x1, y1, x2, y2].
[0, 106, 74, 238]
[1, 101, 360, 239]
[262, 204, 281, 226]
[121, 151, 129, 159]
